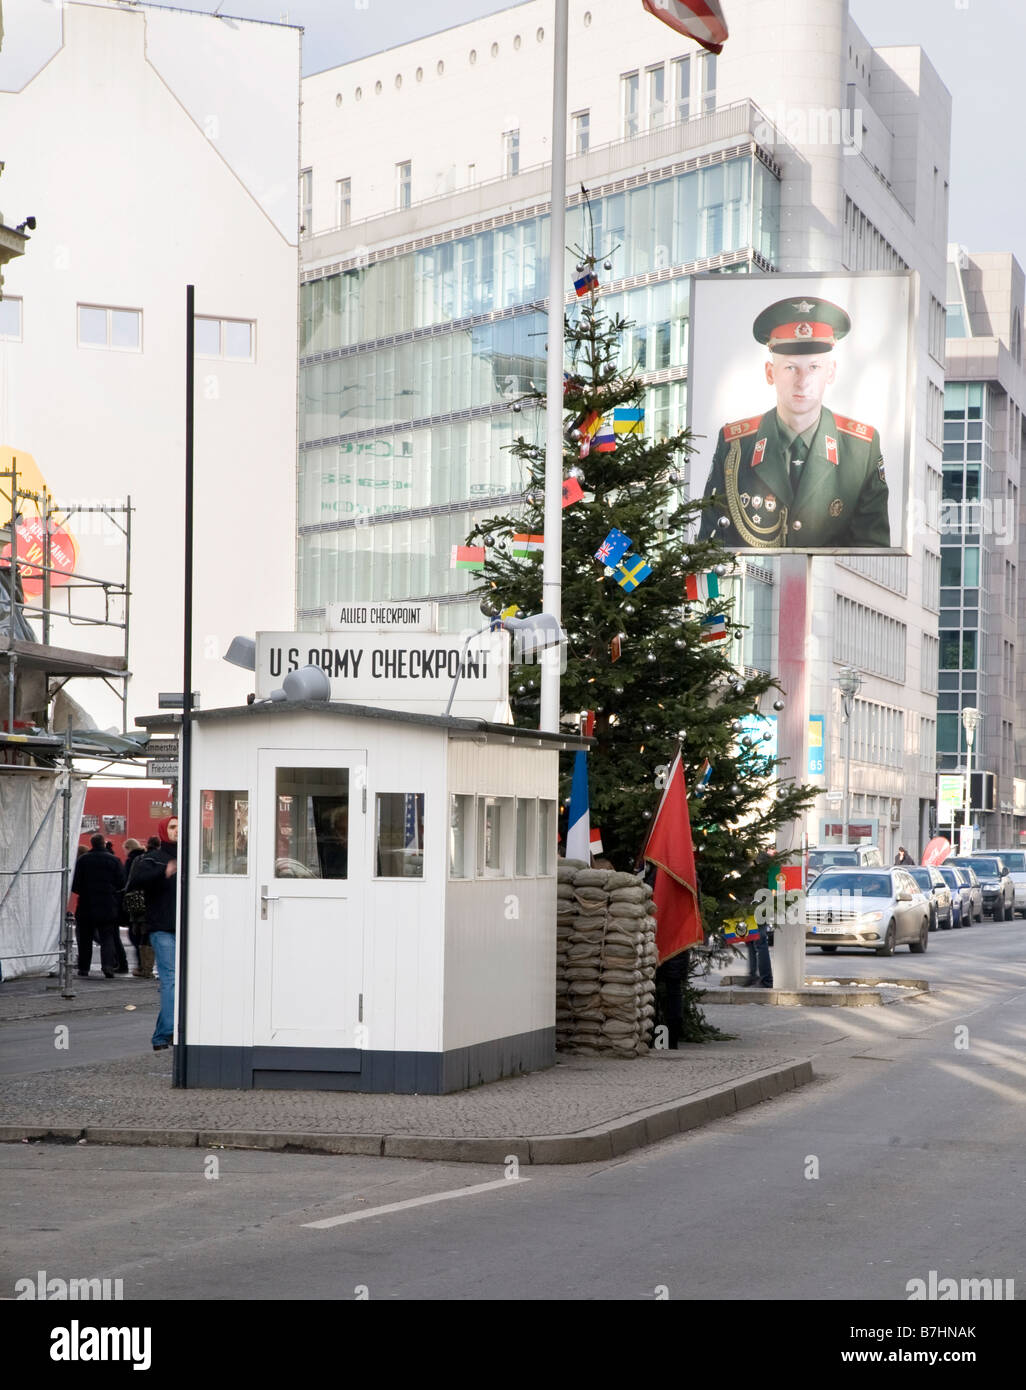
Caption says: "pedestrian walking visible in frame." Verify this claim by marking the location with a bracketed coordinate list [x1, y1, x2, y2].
[70, 833, 125, 978]
[130, 818, 178, 1050]
[894, 846, 914, 865]
[121, 838, 154, 977]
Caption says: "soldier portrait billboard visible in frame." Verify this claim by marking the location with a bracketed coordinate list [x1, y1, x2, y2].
[688, 273, 915, 554]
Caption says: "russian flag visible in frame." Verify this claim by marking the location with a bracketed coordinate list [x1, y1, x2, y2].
[566, 751, 592, 862]
[595, 421, 616, 452]
[574, 271, 599, 297]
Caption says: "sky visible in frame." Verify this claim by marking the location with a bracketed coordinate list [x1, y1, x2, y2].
[2, 0, 1021, 266]
[206, 0, 1026, 269]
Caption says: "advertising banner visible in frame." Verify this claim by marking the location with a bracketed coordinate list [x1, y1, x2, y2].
[807, 715, 825, 775]
[689, 273, 914, 554]
[255, 631, 508, 719]
[937, 773, 964, 822]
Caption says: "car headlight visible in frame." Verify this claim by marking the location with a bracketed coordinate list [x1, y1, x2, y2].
[983, 881, 999, 890]
[856, 911, 884, 924]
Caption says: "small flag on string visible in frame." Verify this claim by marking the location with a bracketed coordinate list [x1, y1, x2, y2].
[512, 533, 544, 557]
[451, 545, 485, 570]
[694, 758, 713, 792]
[582, 710, 596, 738]
[595, 528, 632, 566]
[594, 420, 616, 452]
[562, 476, 585, 507]
[700, 614, 727, 643]
[685, 571, 721, 603]
[579, 411, 602, 441]
[490, 602, 521, 629]
[615, 553, 652, 592]
[722, 915, 759, 945]
[613, 406, 644, 436]
[590, 827, 604, 857]
[574, 270, 599, 297]
[610, 634, 623, 663]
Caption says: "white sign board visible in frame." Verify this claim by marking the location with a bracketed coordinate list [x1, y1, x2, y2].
[255, 632, 509, 719]
[326, 601, 438, 632]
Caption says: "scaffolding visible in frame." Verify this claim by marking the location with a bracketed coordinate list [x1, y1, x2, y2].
[0, 455, 144, 992]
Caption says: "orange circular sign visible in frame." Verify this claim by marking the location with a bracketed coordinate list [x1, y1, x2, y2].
[1, 518, 77, 596]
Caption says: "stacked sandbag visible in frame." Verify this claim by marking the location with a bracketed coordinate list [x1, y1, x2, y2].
[554, 860, 658, 1057]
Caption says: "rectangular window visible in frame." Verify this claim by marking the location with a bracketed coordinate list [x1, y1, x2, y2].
[375, 792, 424, 878]
[503, 129, 520, 177]
[673, 56, 691, 122]
[0, 296, 22, 340]
[647, 63, 665, 128]
[621, 71, 639, 138]
[572, 109, 590, 155]
[537, 799, 556, 876]
[336, 177, 351, 228]
[300, 167, 312, 235]
[396, 160, 412, 210]
[200, 790, 249, 875]
[195, 316, 255, 362]
[77, 304, 141, 352]
[275, 767, 349, 879]
[449, 793, 473, 879]
[515, 798, 535, 876]
[700, 52, 717, 113]
[477, 796, 510, 876]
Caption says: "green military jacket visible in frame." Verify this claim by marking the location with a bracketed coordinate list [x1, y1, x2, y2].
[698, 406, 891, 549]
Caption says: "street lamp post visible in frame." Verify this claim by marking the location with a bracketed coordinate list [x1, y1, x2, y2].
[961, 706, 982, 853]
[837, 667, 863, 843]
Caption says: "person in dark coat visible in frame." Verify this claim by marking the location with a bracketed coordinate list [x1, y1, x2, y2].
[121, 838, 153, 977]
[71, 833, 126, 978]
[130, 818, 178, 1049]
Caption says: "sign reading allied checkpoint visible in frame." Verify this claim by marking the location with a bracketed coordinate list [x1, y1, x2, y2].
[255, 631, 509, 719]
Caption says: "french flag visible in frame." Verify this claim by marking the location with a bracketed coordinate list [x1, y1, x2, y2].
[565, 751, 592, 863]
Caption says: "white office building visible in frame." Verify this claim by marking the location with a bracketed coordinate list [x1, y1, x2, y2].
[0, 0, 301, 730]
[296, 0, 950, 858]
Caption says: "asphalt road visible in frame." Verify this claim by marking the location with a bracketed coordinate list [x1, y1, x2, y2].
[2, 919, 1025, 1302]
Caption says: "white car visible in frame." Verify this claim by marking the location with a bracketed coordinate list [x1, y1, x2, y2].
[988, 850, 1026, 917]
[804, 867, 931, 956]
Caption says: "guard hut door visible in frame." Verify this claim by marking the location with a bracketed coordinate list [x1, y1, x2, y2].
[255, 749, 366, 1054]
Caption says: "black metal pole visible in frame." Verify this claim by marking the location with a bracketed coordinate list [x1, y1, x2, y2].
[173, 286, 195, 1089]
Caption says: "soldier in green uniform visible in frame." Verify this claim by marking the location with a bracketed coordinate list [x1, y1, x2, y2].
[698, 296, 891, 549]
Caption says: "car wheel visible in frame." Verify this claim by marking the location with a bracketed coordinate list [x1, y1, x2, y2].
[994, 899, 1005, 922]
[819, 945, 838, 954]
[938, 905, 950, 931]
[876, 921, 896, 957]
[975, 908, 983, 923]
[909, 920, 929, 954]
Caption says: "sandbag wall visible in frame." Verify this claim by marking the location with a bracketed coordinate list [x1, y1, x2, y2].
[555, 859, 658, 1056]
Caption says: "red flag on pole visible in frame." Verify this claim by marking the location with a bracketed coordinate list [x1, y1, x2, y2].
[644, 750, 704, 962]
[641, 0, 729, 54]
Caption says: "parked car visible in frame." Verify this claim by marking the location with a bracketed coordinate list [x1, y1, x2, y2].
[947, 856, 1015, 920]
[807, 844, 884, 883]
[988, 850, 1026, 916]
[958, 864, 985, 923]
[937, 864, 976, 928]
[804, 867, 931, 956]
[906, 865, 953, 930]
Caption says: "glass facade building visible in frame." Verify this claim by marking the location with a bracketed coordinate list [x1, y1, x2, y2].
[298, 147, 779, 626]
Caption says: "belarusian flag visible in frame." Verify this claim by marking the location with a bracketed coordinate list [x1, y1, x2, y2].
[451, 545, 485, 570]
[512, 533, 544, 557]
[685, 571, 720, 602]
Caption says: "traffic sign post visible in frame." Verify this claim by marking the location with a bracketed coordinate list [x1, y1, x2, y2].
[146, 760, 180, 780]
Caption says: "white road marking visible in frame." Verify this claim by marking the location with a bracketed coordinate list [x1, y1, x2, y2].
[302, 1176, 528, 1229]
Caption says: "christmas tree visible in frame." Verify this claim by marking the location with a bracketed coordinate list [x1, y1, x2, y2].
[465, 245, 816, 946]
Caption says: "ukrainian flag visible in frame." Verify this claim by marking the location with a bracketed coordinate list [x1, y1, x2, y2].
[613, 407, 644, 436]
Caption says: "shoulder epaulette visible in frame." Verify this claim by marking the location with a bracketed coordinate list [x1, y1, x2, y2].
[723, 416, 761, 439]
[834, 415, 875, 439]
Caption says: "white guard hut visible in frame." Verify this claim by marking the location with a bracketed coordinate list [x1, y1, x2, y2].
[143, 700, 585, 1093]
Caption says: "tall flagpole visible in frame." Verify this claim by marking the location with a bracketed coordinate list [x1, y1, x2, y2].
[540, 0, 569, 733]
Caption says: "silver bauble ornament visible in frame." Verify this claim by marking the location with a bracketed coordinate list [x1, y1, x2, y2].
[674, 638, 686, 649]
[773, 698, 785, 711]
[714, 563, 728, 577]
[646, 652, 657, 662]
[603, 260, 612, 270]
[717, 516, 731, 530]
[511, 401, 522, 412]
[624, 604, 635, 613]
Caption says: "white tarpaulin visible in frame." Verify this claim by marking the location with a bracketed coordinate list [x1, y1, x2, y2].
[0, 771, 87, 980]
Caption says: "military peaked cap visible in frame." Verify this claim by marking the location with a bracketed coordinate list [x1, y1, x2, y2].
[753, 296, 852, 355]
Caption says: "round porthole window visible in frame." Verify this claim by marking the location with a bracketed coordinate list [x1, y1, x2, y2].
[469, 48, 477, 64]
[374, 80, 382, 94]
[335, 92, 342, 106]
[355, 86, 362, 101]
[437, 60, 444, 76]
[536, 27, 544, 41]
[491, 42, 499, 57]
[513, 34, 521, 50]
[394, 73, 402, 89]
[584, 10, 592, 25]
[416, 66, 423, 82]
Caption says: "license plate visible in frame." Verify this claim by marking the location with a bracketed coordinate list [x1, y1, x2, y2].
[812, 925, 848, 935]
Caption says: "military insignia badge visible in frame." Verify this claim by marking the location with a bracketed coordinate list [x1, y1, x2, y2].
[878, 464, 886, 482]
[829, 499, 843, 517]
[793, 300, 816, 314]
[765, 495, 777, 513]
[740, 492, 751, 507]
[752, 438, 767, 466]
[794, 322, 813, 339]
[825, 435, 838, 465]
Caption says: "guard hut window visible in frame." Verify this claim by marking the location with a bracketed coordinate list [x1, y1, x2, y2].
[275, 767, 349, 878]
[449, 793, 473, 878]
[477, 796, 511, 876]
[537, 799, 556, 875]
[515, 798, 536, 876]
[376, 792, 425, 878]
[201, 790, 249, 874]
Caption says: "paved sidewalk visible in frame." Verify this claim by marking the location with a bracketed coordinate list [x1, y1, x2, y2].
[6, 967, 945, 1163]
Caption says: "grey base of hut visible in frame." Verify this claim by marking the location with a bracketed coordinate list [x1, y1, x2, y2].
[555, 860, 658, 1056]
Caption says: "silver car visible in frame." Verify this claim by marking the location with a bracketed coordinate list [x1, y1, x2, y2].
[938, 864, 978, 928]
[906, 865, 953, 930]
[989, 850, 1026, 917]
[805, 867, 931, 956]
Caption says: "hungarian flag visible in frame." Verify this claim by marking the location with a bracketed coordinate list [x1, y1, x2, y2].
[562, 476, 585, 507]
[685, 570, 720, 603]
[644, 751, 703, 961]
[451, 545, 485, 570]
[641, 0, 729, 55]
